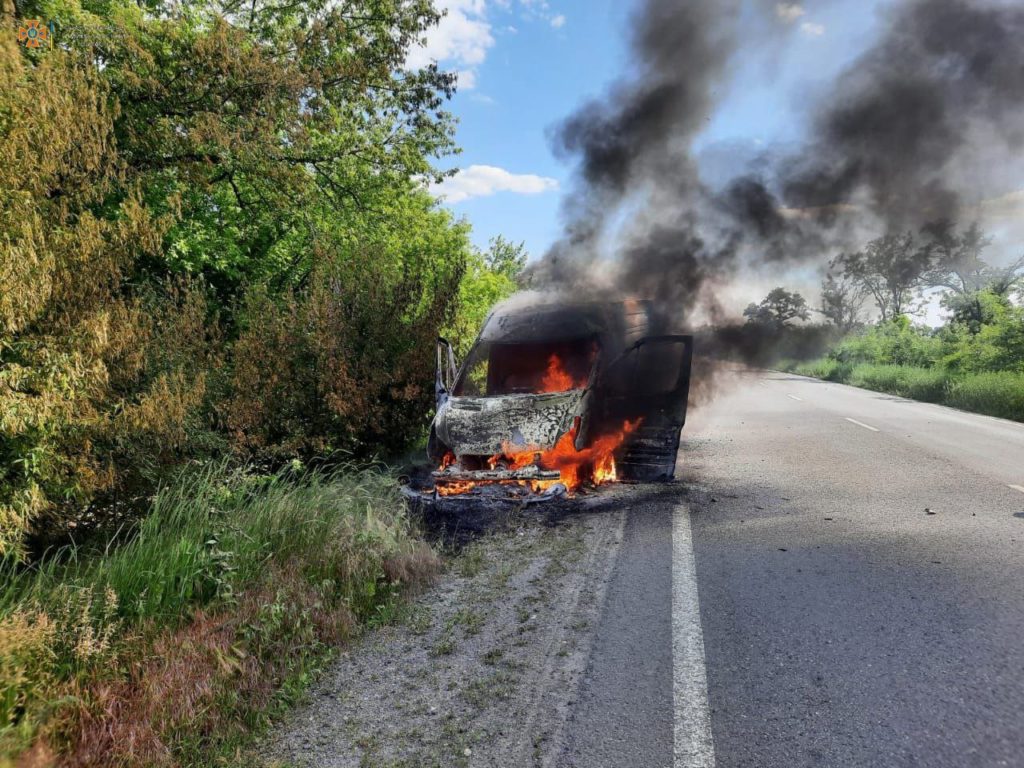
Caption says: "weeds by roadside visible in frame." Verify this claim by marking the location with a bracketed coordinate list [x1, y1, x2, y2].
[0, 464, 438, 767]
[783, 360, 1024, 421]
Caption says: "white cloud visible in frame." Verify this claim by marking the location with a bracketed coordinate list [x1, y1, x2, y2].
[406, 0, 494, 86]
[774, 3, 805, 23]
[510, 0, 562, 27]
[406, 1, 565, 90]
[470, 92, 497, 106]
[800, 21, 825, 37]
[430, 165, 559, 203]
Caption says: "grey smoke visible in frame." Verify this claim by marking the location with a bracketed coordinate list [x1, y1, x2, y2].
[530, 0, 1024, 329]
[784, 0, 1024, 230]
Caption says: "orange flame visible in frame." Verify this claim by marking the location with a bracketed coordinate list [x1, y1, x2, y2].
[539, 353, 584, 392]
[435, 480, 477, 496]
[434, 350, 635, 497]
[435, 418, 639, 496]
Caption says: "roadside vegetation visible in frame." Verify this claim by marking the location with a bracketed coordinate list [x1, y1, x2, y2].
[1, 464, 439, 766]
[745, 226, 1024, 421]
[0, 1, 520, 765]
[784, 313, 1024, 421]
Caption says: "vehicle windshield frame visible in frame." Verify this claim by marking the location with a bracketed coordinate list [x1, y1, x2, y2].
[453, 336, 599, 397]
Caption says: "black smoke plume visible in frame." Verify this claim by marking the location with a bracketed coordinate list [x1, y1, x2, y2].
[528, 0, 1024, 343]
[785, 0, 1024, 231]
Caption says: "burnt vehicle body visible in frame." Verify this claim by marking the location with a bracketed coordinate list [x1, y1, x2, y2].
[430, 299, 694, 485]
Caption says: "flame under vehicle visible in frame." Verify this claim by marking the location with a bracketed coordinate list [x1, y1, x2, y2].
[428, 299, 694, 498]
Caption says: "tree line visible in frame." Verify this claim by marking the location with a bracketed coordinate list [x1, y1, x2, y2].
[0, 0, 520, 559]
[745, 222, 1024, 421]
[746, 221, 1024, 333]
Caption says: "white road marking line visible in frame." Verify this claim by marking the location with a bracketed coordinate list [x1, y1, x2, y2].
[845, 417, 879, 432]
[1009, 484, 1024, 494]
[673, 506, 716, 768]
[787, 394, 803, 402]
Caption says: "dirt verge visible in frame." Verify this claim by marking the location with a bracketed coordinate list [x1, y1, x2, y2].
[261, 506, 626, 767]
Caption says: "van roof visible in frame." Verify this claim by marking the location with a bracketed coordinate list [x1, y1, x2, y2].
[479, 299, 652, 344]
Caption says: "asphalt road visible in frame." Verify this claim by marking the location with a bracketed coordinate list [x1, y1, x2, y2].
[558, 369, 1024, 768]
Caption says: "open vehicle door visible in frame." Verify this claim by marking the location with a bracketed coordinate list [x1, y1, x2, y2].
[596, 335, 694, 482]
[435, 337, 457, 407]
[428, 337, 458, 463]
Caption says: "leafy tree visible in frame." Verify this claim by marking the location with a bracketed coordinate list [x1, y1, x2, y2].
[112, 0, 457, 297]
[0, 1, 216, 558]
[483, 236, 529, 283]
[943, 288, 1006, 333]
[939, 293, 1024, 373]
[921, 220, 1024, 297]
[444, 243, 522, 356]
[832, 316, 941, 368]
[0, 0, 471, 558]
[819, 270, 866, 332]
[833, 232, 932, 320]
[744, 287, 811, 327]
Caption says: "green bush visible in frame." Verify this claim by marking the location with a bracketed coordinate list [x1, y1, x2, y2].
[847, 364, 950, 403]
[225, 240, 464, 463]
[946, 372, 1024, 421]
[789, 358, 853, 382]
[832, 316, 942, 367]
[0, 0, 502, 558]
[940, 296, 1024, 374]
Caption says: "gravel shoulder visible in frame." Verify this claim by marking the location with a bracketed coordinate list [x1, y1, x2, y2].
[261, 507, 626, 768]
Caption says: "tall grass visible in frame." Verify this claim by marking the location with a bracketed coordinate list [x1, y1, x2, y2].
[946, 372, 1024, 421]
[789, 358, 852, 382]
[3, 464, 423, 621]
[0, 464, 438, 766]
[847, 364, 949, 403]
[785, 360, 1024, 422]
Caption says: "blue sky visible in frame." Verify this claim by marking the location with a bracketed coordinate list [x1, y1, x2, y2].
[417, 0, 889, 259]
[415, 0, 1024, 322]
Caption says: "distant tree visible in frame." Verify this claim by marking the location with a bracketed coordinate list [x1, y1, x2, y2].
[945, 288, 1010, 334]
[920, 220, 1024, 297]
[819, 269, 866, 332]
[744, 287, 811, 327]
[484, 236, 528, 283]
[833, 232, 932, 320]
[443, 237, 526, 355]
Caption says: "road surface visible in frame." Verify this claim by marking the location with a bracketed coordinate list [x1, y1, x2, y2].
[559, 368, 1024, 768]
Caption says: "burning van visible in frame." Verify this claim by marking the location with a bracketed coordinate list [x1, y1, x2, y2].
[427, 298, 693, 498]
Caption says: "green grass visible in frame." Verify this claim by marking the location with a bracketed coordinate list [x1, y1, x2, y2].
[946, 372, 1024, 421]
[847, 364, 949, 403]
[788, 358, 852, 382]
[0, 463, 437, 766]
[786, 360, 1024, 422]
[4, 463, 420, 622]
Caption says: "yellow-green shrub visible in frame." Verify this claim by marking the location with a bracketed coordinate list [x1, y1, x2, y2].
[0, 610, 57, 757]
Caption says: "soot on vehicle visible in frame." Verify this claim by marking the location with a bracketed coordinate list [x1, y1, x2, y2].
[401, 296, 694, 524]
